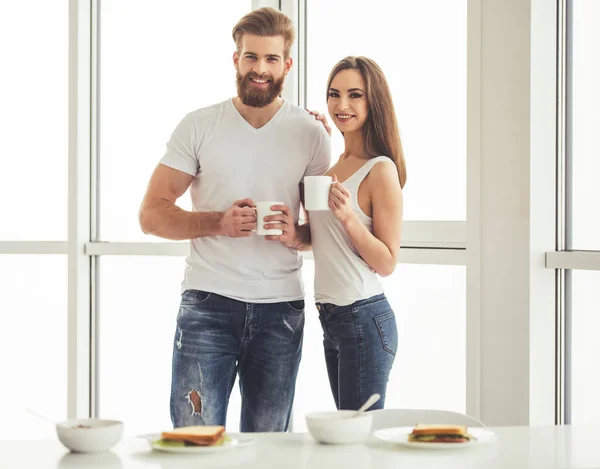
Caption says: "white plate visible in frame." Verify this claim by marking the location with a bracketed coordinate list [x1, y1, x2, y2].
[142, 433, 255, 454]
[373, 426, 497, 451]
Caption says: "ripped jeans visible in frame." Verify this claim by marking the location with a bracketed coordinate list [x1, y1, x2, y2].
[170, 289, 304, 432]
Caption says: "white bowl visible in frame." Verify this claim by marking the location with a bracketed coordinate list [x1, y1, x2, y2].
[305, 410, 373, 444]
[56, 419, 123, 453]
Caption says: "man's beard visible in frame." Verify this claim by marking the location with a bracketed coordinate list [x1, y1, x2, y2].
[236, 71, 285, 108]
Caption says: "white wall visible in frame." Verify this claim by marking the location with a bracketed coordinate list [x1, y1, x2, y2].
[468, 0, 557, 426]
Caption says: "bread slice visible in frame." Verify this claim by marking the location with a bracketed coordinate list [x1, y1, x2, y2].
[410, 424, 467, 436]
[161, 425, 226, 446]
[408, 424, 470, 443]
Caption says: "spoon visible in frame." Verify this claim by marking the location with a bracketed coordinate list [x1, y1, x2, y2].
[351, 393, 381, 418]
[25, 408, 57, 425]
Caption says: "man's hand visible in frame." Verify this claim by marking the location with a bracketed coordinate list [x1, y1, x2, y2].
[263, 204, 297, 248]
[220, 198, 256, 237]
[306, 109, 332, 136]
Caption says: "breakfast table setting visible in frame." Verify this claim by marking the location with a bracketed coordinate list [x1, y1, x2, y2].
[5, 393, 600, 469]
[4, 424, 600, 469]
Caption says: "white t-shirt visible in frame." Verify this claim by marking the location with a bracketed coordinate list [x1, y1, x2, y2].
[160, 98, 331, 303]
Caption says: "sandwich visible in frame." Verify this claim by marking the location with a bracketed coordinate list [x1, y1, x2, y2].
[157, 425, 227, 447]
[408, 424, 471, 443]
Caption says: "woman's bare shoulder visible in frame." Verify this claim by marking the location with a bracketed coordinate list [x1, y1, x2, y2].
[368, 158, 400, 188]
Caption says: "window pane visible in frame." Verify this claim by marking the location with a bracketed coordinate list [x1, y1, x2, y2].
[306, 0, 466, 221]
[0, 2, 68, 240]
[571, 1, 600, 249]
[293, 262, 466, 431]
[99, 1, 252, 241]
[570, 270, 600, 424]
[0, 255, 67, 438]
[98, 256, 243, 435]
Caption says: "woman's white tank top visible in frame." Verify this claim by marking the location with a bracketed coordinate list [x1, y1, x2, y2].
[309, 156, 395, 306]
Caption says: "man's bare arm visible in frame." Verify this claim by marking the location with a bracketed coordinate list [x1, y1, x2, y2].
[294, 182, 312, 250]
[291, 222, 312, 251]
[139, 164, 256, 240]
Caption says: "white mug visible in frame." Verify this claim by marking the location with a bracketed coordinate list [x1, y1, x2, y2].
[304, 176, 332, 211]
[255, 201, 284, 236]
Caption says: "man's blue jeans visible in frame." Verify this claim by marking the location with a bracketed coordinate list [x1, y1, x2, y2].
[170, 289, 304, 432]
[317, 294, 398, 411]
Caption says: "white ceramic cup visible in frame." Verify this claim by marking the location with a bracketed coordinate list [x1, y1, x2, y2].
[304, 176, 332, 211]
[255, 201, 284, 236]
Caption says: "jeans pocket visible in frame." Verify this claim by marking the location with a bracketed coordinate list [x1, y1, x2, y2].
[178, 290, 213, 321]
[285, 300, 305, 313]
[181, 289, 212, 305]
[374, 310, 398, 356]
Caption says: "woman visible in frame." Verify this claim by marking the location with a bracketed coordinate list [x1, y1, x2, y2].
[309, 56, 406, 411]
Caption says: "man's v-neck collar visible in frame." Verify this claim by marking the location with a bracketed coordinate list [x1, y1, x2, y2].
[229, 98, 287, 132]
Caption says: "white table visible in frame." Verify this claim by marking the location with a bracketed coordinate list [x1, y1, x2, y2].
[2, 425, 600, 469]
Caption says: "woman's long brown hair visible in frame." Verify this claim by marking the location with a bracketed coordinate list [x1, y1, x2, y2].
[326, 56, 407, 188]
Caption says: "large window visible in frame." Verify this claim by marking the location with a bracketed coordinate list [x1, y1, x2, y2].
[570, 0, 600, 250]
[0, 1, 68, 240]
[0, 0, 69, 439]
[566, 0, 600, 424]
[306, 0, 467, 221]
[98, 256, 182, 435]
[99, 0, 252, 242]
[0, 256, 67, 439]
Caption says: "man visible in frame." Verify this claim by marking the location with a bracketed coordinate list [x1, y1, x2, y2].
[139, 7, 330, 432]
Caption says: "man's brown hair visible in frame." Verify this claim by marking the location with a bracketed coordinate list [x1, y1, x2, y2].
[232, 7, 296, 59]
